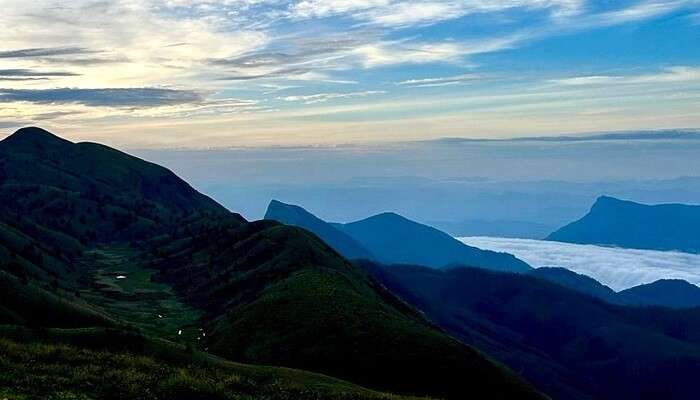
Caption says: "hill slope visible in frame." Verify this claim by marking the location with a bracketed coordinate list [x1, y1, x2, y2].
[530, 267, 700, 309]
[265, 199, 374, 260]
[151, 219, 543, 399]
[618, 279, 700, 308]
[363, 261, 700, 400]
[0, 327, 422, 400]
[527, 267, 619, 303]
[0, 127, 237, 247]
[547, 196, 700, 252]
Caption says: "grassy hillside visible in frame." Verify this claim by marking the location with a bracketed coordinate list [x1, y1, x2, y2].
[0, 127, 238, 247]
[150, 220, 544, 399]
[0, 327, 423, 400]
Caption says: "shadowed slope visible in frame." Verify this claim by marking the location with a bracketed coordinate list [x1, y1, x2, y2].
[363, 261, 700, 400]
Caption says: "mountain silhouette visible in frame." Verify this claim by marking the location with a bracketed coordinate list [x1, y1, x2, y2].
[265, 200, 530, 272]
[265, 199, 373, 259]
[547, 196, 700, 252]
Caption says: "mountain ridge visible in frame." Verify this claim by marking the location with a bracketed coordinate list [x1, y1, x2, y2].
[265, 200, 531, 273]
[547, 196, 700, 252]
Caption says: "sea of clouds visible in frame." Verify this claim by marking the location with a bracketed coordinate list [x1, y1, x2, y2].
[458, 236, 700, 291]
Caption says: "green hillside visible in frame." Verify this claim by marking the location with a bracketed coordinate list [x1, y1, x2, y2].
[151, 220, 542, 399]
[0, 327, 423, 400]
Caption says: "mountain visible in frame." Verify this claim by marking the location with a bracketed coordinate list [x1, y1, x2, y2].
[0, 127, 237, 247]
[528, 267, 618, 303]
[618, 279, 700, 308]
[149, 219, 541, 399]
[337, 212, 531, 272]
[547, 196, 700, 252]
[0, 127, 543, 400]
[530, 267, 700, 309]
[264, 199, 373, 260]
[265, 200, 530, 272]
[361, 261, 700, 400]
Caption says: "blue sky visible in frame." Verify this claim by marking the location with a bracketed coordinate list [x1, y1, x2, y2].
[1, 0, 699, 147]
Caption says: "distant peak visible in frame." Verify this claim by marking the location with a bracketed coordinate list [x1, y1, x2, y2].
[267, 199, 302, 212]
[595, 195, 621, 203]
[2, 126, 73, 148]
[591, 195, 632, 209]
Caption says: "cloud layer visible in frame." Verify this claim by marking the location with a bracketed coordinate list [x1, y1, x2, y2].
[459, 236, 700, 290]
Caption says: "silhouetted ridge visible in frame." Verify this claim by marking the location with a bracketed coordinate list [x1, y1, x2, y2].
[264, 199, 374, 260]
[265, 200, 531, 272]
[0, 126, 237, 245]
[528, 267, 618, 303]
[2, 126, 73, 150]
[547, 196, 700, 252]
[339, 211, 532, 272]
[618, 279, 700, 308]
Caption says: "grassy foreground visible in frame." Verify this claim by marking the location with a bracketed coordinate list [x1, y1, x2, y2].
[0, 327, 427, 400]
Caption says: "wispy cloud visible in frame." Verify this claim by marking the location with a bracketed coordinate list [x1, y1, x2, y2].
[0, 87, 203, 107]
[290, 0, 588, 27]
[277, 90, 386, 104]
[0, 46, 95, 58]
[550, 66, 700, 86]
[397, 73, 481, 88]
[0, 68, 80, 77]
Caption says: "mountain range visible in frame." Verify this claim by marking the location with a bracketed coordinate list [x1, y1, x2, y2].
[0, 127, 542, 400]
[4, 127, 700, 400]
[363, 261, 700, 400]
[548, 196, 700, 252]
[265, 199, 531, 272]
[266, 199, 700, 309]
[530, 267, 700, 308]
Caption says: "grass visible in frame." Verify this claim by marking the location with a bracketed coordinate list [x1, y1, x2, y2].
[0, 327, 424, 400]
[74, 246, 203, 345]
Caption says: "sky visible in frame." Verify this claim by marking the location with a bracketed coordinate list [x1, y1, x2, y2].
[1, 0, 700, 148]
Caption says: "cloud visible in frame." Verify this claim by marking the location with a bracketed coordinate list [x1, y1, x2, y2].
[397, 73, 481, 88]
[277, 90, 385, 104]
[0, 68, 80, 77]
[0, 46, 95, 58]
[0, 87, 204, 108]
[290, 0, 588, 27]
[550, 66, 700, 86]
[459, 236, 700, 290]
